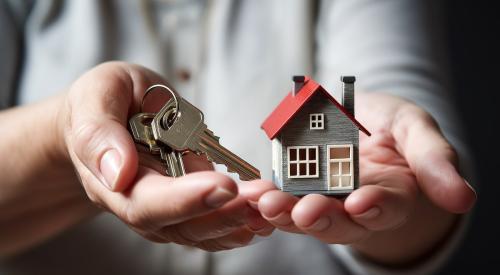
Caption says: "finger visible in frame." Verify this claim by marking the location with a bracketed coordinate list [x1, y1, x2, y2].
[158, 195, 250, 243]
[258, 190, 303, 233]
[234, 180, 277, 235]
[67, 61, 168, 192]
[344, 179, 418, 231]
[291, 194, 367, 244]
[237, 180, 277, 209]
[392, 105, 476, 213]
[245, 208, 275, 236]
[196, 228, 256, 252]
[92, 170, 237, 231]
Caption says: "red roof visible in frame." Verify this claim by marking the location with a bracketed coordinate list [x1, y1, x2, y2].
[261, 77, 371, 139]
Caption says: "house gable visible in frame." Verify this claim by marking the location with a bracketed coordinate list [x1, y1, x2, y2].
[261, 79, 370, 140]
[278, 92, 359, 146]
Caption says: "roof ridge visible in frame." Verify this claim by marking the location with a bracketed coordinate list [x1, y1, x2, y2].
[261, 77, 371, 139]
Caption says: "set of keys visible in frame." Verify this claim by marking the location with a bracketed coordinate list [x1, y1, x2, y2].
[128, 84, 261, 181]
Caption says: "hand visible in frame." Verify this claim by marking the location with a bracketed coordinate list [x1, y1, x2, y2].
[247, 93, 476, 264]
[57, 62, 273, 251]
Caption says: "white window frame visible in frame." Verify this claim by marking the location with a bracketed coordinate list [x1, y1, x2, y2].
[287, 146, 319, 178]
[327, 144, 354, 190]
[310, 113, 324, 130]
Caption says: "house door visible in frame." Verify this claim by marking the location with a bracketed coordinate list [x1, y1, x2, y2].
[327, 144, 354, 190]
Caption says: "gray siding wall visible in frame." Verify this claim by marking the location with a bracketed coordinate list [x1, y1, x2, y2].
[279, 93, 359, 193]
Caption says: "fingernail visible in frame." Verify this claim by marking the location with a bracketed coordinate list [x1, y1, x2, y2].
[355, 207, 381, 219]
[248, 200, 259, 210]
[100, 149, 122, 190]
[306, 216, 331, 232]
[205, 187, 236, 208]
[266, 212, 293, 226]
[463, 178, 477, 198]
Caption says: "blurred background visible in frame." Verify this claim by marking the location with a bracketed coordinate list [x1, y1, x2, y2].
[443, 0, 499, 273]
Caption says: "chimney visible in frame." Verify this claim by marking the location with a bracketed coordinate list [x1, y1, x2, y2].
[341, 76, 355, 115]
[292, 75, 305, 96]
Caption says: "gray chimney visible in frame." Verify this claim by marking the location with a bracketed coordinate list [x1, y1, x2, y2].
[341, 76, 355, 115]
[292, 75, 305, 96]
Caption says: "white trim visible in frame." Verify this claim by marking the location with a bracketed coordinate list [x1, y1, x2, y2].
[327, 144, 354, 190]
[287, 146, 319, 178]
[309, 113, 324, 130]
[272, 139, 283, 188]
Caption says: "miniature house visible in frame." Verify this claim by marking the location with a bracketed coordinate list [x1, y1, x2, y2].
[261, 76, 371, 195]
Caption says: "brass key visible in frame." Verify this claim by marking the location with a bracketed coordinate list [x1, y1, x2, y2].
[129, 113, 161, 154]
[151, 97, 261, 181]
[129, 112, 185, 177]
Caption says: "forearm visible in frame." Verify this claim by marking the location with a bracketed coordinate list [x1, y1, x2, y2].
[0, 95, 97, 258]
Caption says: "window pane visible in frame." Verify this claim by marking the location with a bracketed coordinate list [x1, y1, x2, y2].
[309, 148, 316, 160]
[330, 147, 350, 159]
[330, 176, 340, 188]
[341, 162, 350, 174]
[317, 122, 322, 128]
[290, 163, 297, 176]
[309, 163, 316, 175]
[311, 114, 317, 120]
[341, 176, 352, 187]
[311, 122, 317, 128]
[289, 149, 296, 161]
[330, 162, 339, 175]
[299, 163, 307, 175]
[299, 149, 307, 160]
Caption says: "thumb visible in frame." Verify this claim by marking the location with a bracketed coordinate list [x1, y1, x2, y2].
[71, 118, 138, 192]
[393, 106, 476, 213]
[66, 62, 164, 192]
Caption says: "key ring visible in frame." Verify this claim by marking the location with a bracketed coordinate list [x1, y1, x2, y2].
[140, 84, 180, 128]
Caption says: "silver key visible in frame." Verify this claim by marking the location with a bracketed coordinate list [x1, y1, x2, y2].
[160, 147, 186, 177]
[151, 98, 261, 181]
[129, 112, 185, 177]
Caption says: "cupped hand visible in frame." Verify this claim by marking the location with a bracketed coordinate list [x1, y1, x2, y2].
[247, 92, 476, 263]
[56, 62, 273, 251]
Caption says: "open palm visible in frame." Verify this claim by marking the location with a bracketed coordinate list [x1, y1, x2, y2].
[247, 92, 476, 263]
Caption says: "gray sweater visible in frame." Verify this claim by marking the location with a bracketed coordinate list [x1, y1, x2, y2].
[0, 0, 473, 274]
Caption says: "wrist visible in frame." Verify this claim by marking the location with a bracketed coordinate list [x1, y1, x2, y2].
[23, 93, 83, 191]
[47, 93, 72, 164]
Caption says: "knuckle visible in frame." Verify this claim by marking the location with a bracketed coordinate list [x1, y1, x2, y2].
[197, 240, 231, 252]
[230, 231, 255, 246]
[141, 232, 170, 244]
[123, 204, 153, 230]
[71, 120, 104, 160]
[77, 171, 108, 208]
[129, 226, 171, 243]
[222, 216, 246, 230]
[85, 191, 103, 206]
[96, 61, 129, 71]
[393, 104, 435, 131]
[161, 226, 198, 246]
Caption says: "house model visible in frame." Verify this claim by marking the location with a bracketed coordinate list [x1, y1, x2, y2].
[261, 76, 371, 196]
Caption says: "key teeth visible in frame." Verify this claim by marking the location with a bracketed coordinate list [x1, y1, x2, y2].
[203, 152, 242, 179]
[205, 129, 220, 142]
[205, 153, 215, 163]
